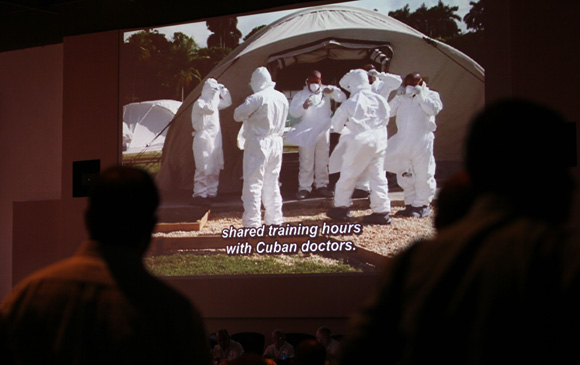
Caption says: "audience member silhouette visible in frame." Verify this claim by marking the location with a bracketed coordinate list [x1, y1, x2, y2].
[338, 99, 580, 364]
[213, 328, 245, 364]
[0, 166, 211, 364]
[294, 339, 326, 365]
[263, 329, 295, 362]
[433, 170, 476, 231]
[315, 326, 340, 364]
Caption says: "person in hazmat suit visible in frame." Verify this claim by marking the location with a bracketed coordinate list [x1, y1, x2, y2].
[286, 70, 346, 200]
[233, 67, 289, 228]
[331, 64, 402, 199]
[327, 69, 392, 225]
[365, 63, 402, 100]
[191, 78, 232, 205]
[385, 72, 443, 218]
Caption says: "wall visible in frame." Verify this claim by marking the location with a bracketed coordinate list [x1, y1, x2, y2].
[0, 44, 63, 298]
[3, 0, 580, 339]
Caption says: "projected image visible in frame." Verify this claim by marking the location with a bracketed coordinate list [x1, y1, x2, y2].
[119, 0, 485, 276]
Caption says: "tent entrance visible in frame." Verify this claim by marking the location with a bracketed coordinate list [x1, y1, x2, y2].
[269, 39, 394, 195]
[267, 38, 393, 90]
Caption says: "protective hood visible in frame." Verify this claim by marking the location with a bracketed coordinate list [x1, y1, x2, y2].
[201, 78, 220, 99]
[250, 67, 276, 92]
[339, 69, 371, 94]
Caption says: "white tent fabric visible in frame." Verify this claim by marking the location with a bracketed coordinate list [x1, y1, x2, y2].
[123, 99, 182, 154]
[157, 4, 484, 193]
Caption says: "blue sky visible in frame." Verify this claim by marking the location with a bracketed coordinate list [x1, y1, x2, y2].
[124, 0, 473, 47]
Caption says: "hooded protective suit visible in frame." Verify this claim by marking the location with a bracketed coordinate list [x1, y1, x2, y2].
[192, 78, 232, 198]
[385, 82, 443, 207]
[331, 69, 391, 213]
[286, 83, 345, 193]
[233, 67, 289, 227]
[369, 70, 402, 100]
[329, 71, 401, 187]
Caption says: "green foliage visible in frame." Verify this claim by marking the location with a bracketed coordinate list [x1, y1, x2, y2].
[191, 47, 232, 78]
[388, 1, 484, 66]
[206, 16, 242, 49]
[389, 0, 461, 41]
[121, 28, 235, 103]
[243, 25, 267, 41]
[464, 0, 485, 31]
[145, 252, 362, 276]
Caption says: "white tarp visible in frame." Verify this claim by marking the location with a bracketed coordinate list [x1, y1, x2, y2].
[123, 99, 182, 154]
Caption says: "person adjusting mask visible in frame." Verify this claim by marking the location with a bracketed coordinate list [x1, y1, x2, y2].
[233, 67, 289, 228]
[331, 64, 402, 199]
[286, 70, 346, 200]
[327, 69, 392, 225]
[191, 78, 232, 205]
[385, 72, 443, 218]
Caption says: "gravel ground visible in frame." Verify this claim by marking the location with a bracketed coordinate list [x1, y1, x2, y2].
[153, 205, 436, 258]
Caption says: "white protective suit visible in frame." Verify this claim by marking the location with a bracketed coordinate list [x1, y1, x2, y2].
[331, 69, 391, 213]
[385, 83, 443, 207]
[286, 84, 345, 192]
[329, 71, 401, 191]
[192, 78, 232, 198]
[233, 67, 289, 228]
[370, 70, 402, 100]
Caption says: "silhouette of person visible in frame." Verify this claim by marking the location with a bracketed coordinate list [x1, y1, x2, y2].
[263, 329, 295, 361]
[213, 328, 245, 364]
[0, 166, 211, 364]
[315, 326, 340, 364]
[339, 99, 580, 364]
[433, 170, 476, 231]
[294, 339, 327, 365]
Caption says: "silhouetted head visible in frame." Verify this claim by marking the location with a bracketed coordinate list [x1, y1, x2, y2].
[434, 171, 476, 231]
[465, 99, 574, 222]
[271, 329, 286, 349]
[315, 326, 331, 347]
[294, 339, 326, 365]
[217, 329, 231, 350]
[85, 166, 159, 251]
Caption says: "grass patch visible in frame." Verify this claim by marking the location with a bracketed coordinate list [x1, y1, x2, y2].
[145, 251, 362, 276]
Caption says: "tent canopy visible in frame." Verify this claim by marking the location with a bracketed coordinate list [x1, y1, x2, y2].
[123, 99, 182, 154]
[157, 4, 484, 194]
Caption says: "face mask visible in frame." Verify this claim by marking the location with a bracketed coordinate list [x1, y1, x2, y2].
[308, 83, 321, 93]
[405, 85, 416, 95]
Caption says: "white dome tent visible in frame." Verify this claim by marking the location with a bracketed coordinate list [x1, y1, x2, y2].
[156, 4, 484, 195]
[123, 99, 182, 154]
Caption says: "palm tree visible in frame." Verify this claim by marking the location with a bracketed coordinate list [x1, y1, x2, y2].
[464, 0, 485, 31]
[167, 32, 201, 100]
[388, 4, 412, 24]
[389, 1, 461, 40]
[206, 16, 242, 49]
[425, 1, 461, 39]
